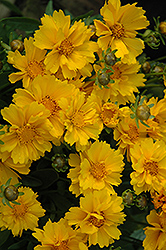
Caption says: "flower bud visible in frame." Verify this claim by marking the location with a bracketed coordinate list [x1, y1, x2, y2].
[10, 39, 24, 52]
[142, 61, 151, 73]
[104, 52, 117, 66]
[159, 21, 166, 35]
[4, 185, 19, 201]
[136, 194, 148, 210]
[122, 189, 136, 207]
[98, 72, 110, 86]
[51, 154, 68, 172]
[153, 66, 163, 73]
[136, 105, 151, 121]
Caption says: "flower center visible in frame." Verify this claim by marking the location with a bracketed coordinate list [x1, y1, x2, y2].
[54, 240, 69, 250]
[16, 124, 37, 144]
[101, 103, 119, 128]
[89, 212, 105, 228]
[71, 111, 85, 128]
[110, 65, 121, 79]
[27, 60, 45, 80]
[144, 160, 158, 176]
[110, 23, 125, 39]
[90, 162, 107, 180]
[127, 124, 139, 141]
[39, 95, 61, 117]
[12, 203, 28, 218]
[58, 38, 74, 57]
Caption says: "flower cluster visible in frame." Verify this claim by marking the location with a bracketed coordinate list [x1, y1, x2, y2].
[0, 0, 166, 249]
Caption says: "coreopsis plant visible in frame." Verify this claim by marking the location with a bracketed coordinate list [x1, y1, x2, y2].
[0, 0, 166, 249]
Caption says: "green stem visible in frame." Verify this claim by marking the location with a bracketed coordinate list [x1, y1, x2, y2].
[139, 83, 163, 88]
[144, 77, 161, 84]
[145, 72, 166, 77]
[59, 177, 71, 183]
[44, 156, 52, 161]
[155, 55, 166, 61]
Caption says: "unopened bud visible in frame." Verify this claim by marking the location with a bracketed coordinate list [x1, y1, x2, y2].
[136, 105, 151, 121]
[51, 154, 68, 172]
[142, 61, 151, 73]
[4, 185, 19, 201]
[10, 39, 24, 52]
[98, 72, 110, 86]
[122, 189, 136, 207]
[136, 194, 148, 210]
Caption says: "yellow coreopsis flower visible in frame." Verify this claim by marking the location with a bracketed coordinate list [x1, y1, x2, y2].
[58, 90, 103, 150]
[13, 75, 77, 138]
[68, 140, 124, 196]
[114, 107, 147, 160]
[65, 190, 126, 248]
[8, 37, 50, 89]
[33, 218, 88, 250]
[0, 186, 45, 237]
[1, 102, 53, 164]
[34, 9, 98, 79]
[0, 151, 31, 186]
[88, 93, 121, 128]
[151, 189, 166, 213]
[93, 59, 145, 104]
[130, 138, 166, 195]
[94, 0, 149, 64]
[145, 97, 166, 142]
[143, 210, 166, 250]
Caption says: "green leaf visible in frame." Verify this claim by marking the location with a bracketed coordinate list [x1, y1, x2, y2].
[31, 169, 59, 190]
[140, 120, 150, 128]
[20, 175, 42, 187]
[0, 72, 11, 91]
[0, 229, 10, 247]
[45, 0, 54, 15]
[0, 0, 23, 16]
[0, 17, 40, 32]
[27, 241, 35, 250]
[8, 239, 27, 249]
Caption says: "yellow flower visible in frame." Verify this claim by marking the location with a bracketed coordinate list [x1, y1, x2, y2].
[33, 218, 88, 250]
[93, 58, 145, 104]
[94, 0, 149, 63]
[65, 190, 126, 248]
[114, 107, 147, 160]
[13, 75, 76, 138]
[8, 37, 49, 89]
[145, 97, 166, 142]
[88, 93, 121, 128]
[0, 186, 45, 237]
[151, 189, 166, 213]
[143, 210, 166, 250]
[130, 138, 166, 195]
[58, 90, 103, 150]
[68, 140, 124, 196]
[34, 9, 98, 79]
[0, 151, 31, 187]
[1, 102, 53, 164]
